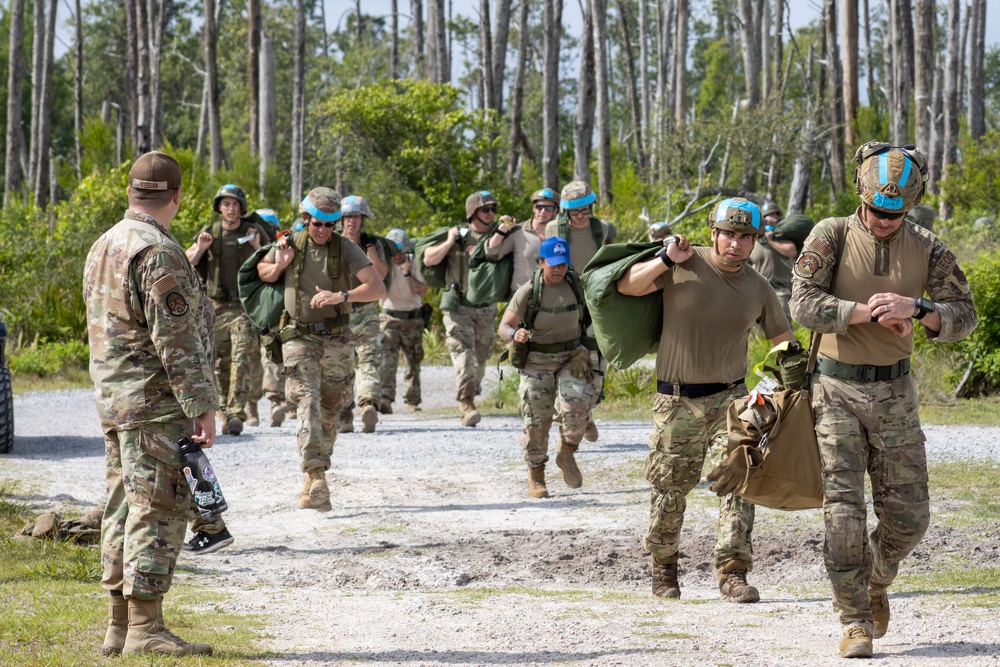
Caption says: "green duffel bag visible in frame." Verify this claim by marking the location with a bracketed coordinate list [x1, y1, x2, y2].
[581, 242, 664, 370]
[466, 231, 513, 304]
[238, 243, 284, 331]
[414, 226, 456, 290]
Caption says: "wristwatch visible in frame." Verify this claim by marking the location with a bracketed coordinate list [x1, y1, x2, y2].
[340, 290, 349, 303]
[913, 297, 936, 320]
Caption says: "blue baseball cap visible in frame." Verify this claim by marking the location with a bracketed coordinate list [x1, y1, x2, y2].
[539, 236, 570, 266]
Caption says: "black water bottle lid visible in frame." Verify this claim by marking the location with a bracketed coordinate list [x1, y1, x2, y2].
[177, 436, 202, 455]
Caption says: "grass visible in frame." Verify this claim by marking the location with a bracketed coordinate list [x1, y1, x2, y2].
[0, 482, 270, 666]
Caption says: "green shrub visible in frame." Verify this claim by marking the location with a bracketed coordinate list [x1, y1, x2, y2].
[955, 251, 1000, 396]
[8, 341, 90, 378]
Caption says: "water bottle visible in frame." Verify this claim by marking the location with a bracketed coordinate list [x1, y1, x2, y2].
[178, 437, 228, 517]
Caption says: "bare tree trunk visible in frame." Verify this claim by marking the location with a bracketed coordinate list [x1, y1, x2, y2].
[478, 0, 494, 111]
[412, 0, 425, 78]
[928, 52, 944, 190]
[966, 0, 986, 139]
[889, 0, 911, 144]
[196, 77, 208, 159]
[204, 0, 223, 172]
[28, 0, 44, 188]
[737, 0, 760, 108]
[673, 0, 688, 129]
[124, 0, 138, 151]
[940, 0, 960, 219]
[652, 0, 673, 172]
[249, 0, 261, 156]
[639, 0, 650, 151]
[136, 0, 150, 153]
[355, 0, 363, 45]
[787, 45, 816, 213]
[959, 0, 969, 111]
[913, 0, 934, 151]
[824, 0, 845, 193]
[430, 0, 449, 83]
[259, 32, 276, 194]
[291, 0, 305, 203]
[390, 0, 399, 78]
[863, 0, 877, 110]
[33, 0, 58, 207]
[4, 0, 26, 205]
[506, 0, 529, 187]
[491, 0, 511, 114]
[841, 0, 858, 147]
[593, 0, 612, 203]
[542, 0, 562, 188]
[426, 0, 438, 81]
[617, 0, 646, 180]
[147, 0, 168, 150]
[574, 0, 595, 181]
[74, 0, 83, 178]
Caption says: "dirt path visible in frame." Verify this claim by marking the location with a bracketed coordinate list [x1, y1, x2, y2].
[6, 367, 1000, 666]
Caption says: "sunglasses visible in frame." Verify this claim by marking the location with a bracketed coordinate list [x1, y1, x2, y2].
[310, 221, 336, 228]
[568, 207, 591, 216]
[479, 206, 497, 214]
[533, 204, 556, 212]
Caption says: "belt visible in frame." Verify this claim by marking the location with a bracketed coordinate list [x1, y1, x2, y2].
[286, 315, 349, 338]
[528, 338, 580, 354]
[384, 308, 423, 320]
[656, 380, 745, 399]
[815, 357, 910, 383]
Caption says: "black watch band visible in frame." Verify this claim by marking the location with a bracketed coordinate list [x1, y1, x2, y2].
[913, 297, 936, 320]
[340, 290, 349, 302]
[658, 248, 676, 268]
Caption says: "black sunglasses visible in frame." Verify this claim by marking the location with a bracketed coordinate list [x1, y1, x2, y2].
[534, 204, 556, 212]
[310, 221, 336, 228]
[479, 206, 497, 214]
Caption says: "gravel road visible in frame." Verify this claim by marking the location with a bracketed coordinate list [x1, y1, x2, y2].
[5, 366, 1000, 667]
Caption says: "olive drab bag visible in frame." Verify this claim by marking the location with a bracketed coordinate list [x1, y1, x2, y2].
[580, 242, 664, 370]
[467, 228, 514, 304]
[414, 226, 456, 290]
[238, 242, 285, 363]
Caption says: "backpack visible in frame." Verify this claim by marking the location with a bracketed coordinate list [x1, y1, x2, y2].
[557, 214, 605, 250]
[467, 228, 514, 304]
[581, 242, 664, 370]
[197, 219, 269, 298]
[361, 232, 401, 291]
[522, 265, 588, 332]
[414, 226, 458, 290]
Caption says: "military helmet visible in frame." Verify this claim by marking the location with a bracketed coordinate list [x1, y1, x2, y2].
[386, 228, 414, 253]
[531, 187, 559, 204]
[560, 181, 596, 211]
[465, 190, 497, 220]
[647, 220, 675, 242]
[256, 208, 280, 228]
[709, 197, 762, 235]
[298, 187, 342, 222]
[761, 200, 782, 218]
[341, 194, 373, 220]
[213, 184, 248, 215]
[853, 141, 928, 215]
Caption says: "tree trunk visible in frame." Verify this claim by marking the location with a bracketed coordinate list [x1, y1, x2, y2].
[291, 0, 306, 203]
[593, 0, 611, 204]
[136, 0, 150, 153]
[259, 32, 276, 194]
[940, 0, 960, 219]
[33, 0, 58, 207]
[491, 0, 511, 114]
[248, 0, 261, 157]
[574, 0, 595, 181]
[506, 0, 529, 187]
[737, 0, 760, 108]
[862, 0, 876, 111]
[74, 0, 83, 178]
[4, 0, 26, 205]
[196, 76, 208, 159]
[412, 0, 424, 78]
[889, 0, 911, 145]
[787, 44, 815, 214]
[652, 0, 673, 171]
[430, 0, 449, 83]
[639, 0, 650, 153]
[841, 0, 858, 147]
[966, 0, 986, 140]
[390, 0, 399, 78]
[542, 0, 562, 189]
[928, 52, 944, 190]
[913, 0, 934, 151]
[147, 0, 168, 150]
[204, 0, 223, 172]
[28, 0, 44, 188]
[824, 0, 844, 193]
[124, 0, 138, 151]
[617, 0, 646, 180]
[478, 0, 493, 111]
[673, 0, 688, 129]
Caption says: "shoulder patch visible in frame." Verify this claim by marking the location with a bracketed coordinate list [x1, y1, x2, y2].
[165, 292, 189, 316]
[151, 274, 178, 298]
[794, 251, 823, 279]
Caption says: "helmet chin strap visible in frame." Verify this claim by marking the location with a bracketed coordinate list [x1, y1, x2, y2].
[712, 232, 747, 268]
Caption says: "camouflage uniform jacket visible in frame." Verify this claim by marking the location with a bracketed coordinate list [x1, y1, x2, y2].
[84, 210, 219, 429]
[790, 209, 977, 358]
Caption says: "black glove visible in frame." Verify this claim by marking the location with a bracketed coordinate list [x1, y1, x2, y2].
[707, 448, 750, 497]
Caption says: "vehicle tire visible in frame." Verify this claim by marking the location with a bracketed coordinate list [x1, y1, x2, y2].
[0, 366, 13, 454]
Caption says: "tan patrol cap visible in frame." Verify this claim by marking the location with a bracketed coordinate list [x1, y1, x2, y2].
[128, 151, 182, 191]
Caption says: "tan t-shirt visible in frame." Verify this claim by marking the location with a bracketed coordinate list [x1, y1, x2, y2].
[653, 246, 788, 384]
[270, 235, 371, 323]
[382, 260, 425, 312]
[750, 240, 793, 291]
[544, 217, 607, 272]
[506, 278, 582, 345]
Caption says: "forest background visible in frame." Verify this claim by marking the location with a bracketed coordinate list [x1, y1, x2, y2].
[2, 0, 1000, 402]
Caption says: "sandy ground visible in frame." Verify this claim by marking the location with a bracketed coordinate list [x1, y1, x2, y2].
[5, 366, 1000, 666]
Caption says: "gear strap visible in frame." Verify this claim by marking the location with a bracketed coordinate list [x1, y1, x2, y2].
[290, 229, 343, 322]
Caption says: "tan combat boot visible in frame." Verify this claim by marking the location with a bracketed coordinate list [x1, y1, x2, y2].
[270, 402, 286, 427]
[360, 404, 379, 433]
[555, 441, 583, 488]
[870, 589, 890, 639]
[717, 559, 760, 603]
[527, 465, 549, 498]
[101, 595, 128, 656]
[379, 398, 393, 414]
[122, 597, 212, 656]
[306, 469, 332, 512]
[583, 419, 599, 442]
[651, 555, 680, 599]
[839, 626, 873, 658]
[245, 401, 260, 427]
[340, 406, 354, 433]
[459, 399, 481, 427]
[297, 473, 312, 509]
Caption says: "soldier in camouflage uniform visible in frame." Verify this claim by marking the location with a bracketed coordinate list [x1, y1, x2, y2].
[84, 151, 218, 656]
[617, 198, 795, 603]
[499, 237, 596, 498]
[336, 196, 390, 434]
[422, 191, 504, 427]
[186, 184, 270, 436]
[257, 188, 385, 511]
[791, 142, 977, 659]
[379, 228, 428, 413]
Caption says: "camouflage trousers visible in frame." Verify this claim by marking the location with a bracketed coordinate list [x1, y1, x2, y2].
[811, 373, 929, 633]
[518, 350, 596, 466]
[212, 301, 259, 420]
[248, 344, 285, 405]
[340, 305, 383, 410]
[379, 313, 425, 407]
[188, 501, 226, 535]
[101, 421, 190, 599]
[283, 332, 355, 472]
[643, 387, 755, 568]
[443, 304, 498, 401]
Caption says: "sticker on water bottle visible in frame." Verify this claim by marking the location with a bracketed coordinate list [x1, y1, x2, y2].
[202, 464, 216, 483]
[183, 467, 198, 493]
